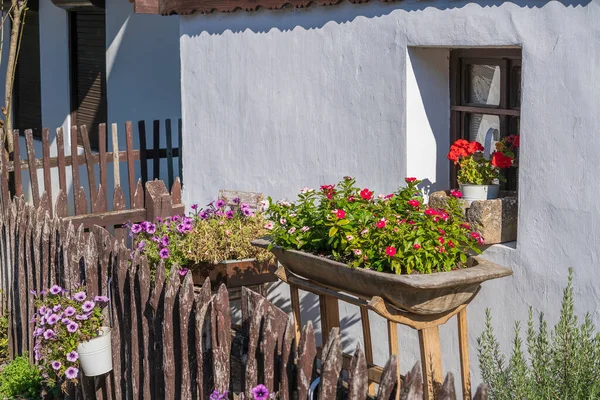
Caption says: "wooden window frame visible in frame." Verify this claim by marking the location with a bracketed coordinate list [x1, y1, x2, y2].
[450, 48, 522, 189]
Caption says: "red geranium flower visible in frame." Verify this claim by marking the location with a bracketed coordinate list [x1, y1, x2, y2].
[405, 177, 417, 183]
[408, 200, 420, 208]
[385, 246, 397, 257]
[467, 141, 484, 155]
[360, 188, 374, 201]
[491, 151, 513, 168]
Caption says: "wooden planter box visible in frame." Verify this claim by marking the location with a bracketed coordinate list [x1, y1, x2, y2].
[190, 258, 278, 290]
[252, 239, 512, 315]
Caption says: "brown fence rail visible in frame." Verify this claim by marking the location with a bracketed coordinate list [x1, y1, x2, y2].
[0, 197, 488, 399]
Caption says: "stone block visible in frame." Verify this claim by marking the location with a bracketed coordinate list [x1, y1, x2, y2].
[429, 190, 518, 245]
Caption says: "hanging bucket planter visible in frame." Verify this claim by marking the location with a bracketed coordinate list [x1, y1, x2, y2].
[77, 327, 113, 377]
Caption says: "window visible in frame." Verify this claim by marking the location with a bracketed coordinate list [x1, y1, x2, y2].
[69, 9, 107, 150]
[450, 49, 521, 190]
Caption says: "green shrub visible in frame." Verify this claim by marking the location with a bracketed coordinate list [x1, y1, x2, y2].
[477, 268, 600, 399]
[0, 355, 43, 399]
[0, 316, 8, 364]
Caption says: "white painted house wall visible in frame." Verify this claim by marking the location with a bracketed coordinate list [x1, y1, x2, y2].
[179, 0, 600, 387]
[13, 0, 181, 211]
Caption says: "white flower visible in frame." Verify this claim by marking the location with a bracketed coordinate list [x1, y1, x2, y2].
[259, 200, 270, 211]
[360, 228, 369, 236]
[378, 193, 384, 199]
[288, 227, 296, 234]
[289, 213, 297, 217]
[346, 235, 354, 241]
[300, 187, 312, 194]
[264, 222, 274, 230]
[280, 218, 287, 225]
[353, 249, 362, 256]
[301, 226, 310, 232]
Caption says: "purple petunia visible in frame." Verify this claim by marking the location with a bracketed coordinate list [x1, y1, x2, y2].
[225, 210, 235, 219]
[172, 215, 180, 222]
[232, 197, 241, 205]
[53, 305, 62, 312]
[131, 224, 143, 234]
[38, 306, 48, 315]
[65, 366, 79, 380]
[62, 318, 72, 325]
[75, 313, 90, 321]
[177, 223, 186, 234]
[240, 202, 250, 210]
[161, 235, 170, 247]
[49, 285, 62, 295]
[66, 351, 79, 362]
[215, 199, 226, 209]
[146, 223, 157, 234]
[159, 248, 170, 259]
[191, 203, 199, 210]
[252, 384, 269, 400]
[137, 240, 146, 251]
[67, 322, 79, 333]
[242, 208, 254, 217]
[73, 291, 86, 302]
[43, 329, 55, 340]
[199, 211, 209, 220]
[178, 268, 189, 276]
[34, 350, 42, 361]
[82, 301, 95, 313]
[46, 314, 59, 325]
[209, 390, 229, 400]
[64, 306, 76, 317]
[94, 295, 109, 303]
[51, 361, 61, 370]
[33, 327, 44, 337]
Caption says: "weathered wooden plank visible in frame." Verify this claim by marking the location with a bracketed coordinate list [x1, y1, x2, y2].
[56, 127, 67, 193]
[378, 354, 400, 400]
[438, 372, 457, 400]
[138, 120, 148, 185]
[75, 187, 88, 216]
[64, 208, 146, 230]
[163, 266, 181, 400]
[319, 294, 340, 344]
[80, 125, 98, 207]
[296, 321, 317, 400]
[212, 284, 231, 394]
[177, 118, 183, 185]
[113, 186, 126, 244]
[360, 307, 376, 396]
[71, 126, 81, 213]
[348, 344, 368, 400]
[171, 178, 182, 206]
[400, 362, 423, 400]
[0, 132, 10, 209]
[195, 298, 212, 400]
[15, 200, 29, 354]
[128, 261, 141, 399]
[244, 297, 268, 397]
[132, 179, 144, 209]
[125, 121, 136, 208]
[145, 180, 172, 223]
[136, 256, 152, 400]
[472, 384, 488, 400]
[279, 317, 295, 400]
[12, 130, 22, 197]
[93, 185, 108, 219]
[457, 309, 471, 400]
[290, 286, 302, 344]
[153, 120, 160, 180]
[261, 300, 288, 392]
[419, 326, 443, 400]
[84, 232, 99, 297]
[112, 123, 121, 187]
[165, 119, 174, 188]
[25, 130, 40, 207]
[99, 123, 107, 195]
[54, 190, 68, 218]
[319, 327, 342, 399]
[179, 272, 195, 400]
[41, 128, 53, 216]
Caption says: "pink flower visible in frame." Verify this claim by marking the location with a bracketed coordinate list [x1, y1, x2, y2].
[346, 235, 354, 241]
[67, 351, 79, 362]
[360, 188, 374, 201]
[376, 220, 386, 229]
[353, 249, 362, 256]
[385, 246, 397, 257]
[300, 226, 310, 232]
[408, 200, 420, 208]
[288, 227, 296, 234]
[179, 268, 189, 276]
[334, 209, 346, 219]
[425, 208, 438, 216]
[280, 218, 287, 225]
[264, 222, 274, 230]
[450, 189, 463, 198]
[438, 237, 445, 244]
[252, 384, 269, 400]
[405, 177, 417, 183]
[360, 228, 369, 236]
[65, 366, 79, 380]
[413, 244, 421, 250]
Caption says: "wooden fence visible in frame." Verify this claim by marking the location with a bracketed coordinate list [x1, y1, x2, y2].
[0, 196, 488, 399]
[0, 121, 184, 243]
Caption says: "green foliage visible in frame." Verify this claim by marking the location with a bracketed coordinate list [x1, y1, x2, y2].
[457, 154, 502, 186]
[477, 268, 600, 399]
[265, 177, 482, 275]
[0, 315, 9, 364]
[0, 355, 43, 399]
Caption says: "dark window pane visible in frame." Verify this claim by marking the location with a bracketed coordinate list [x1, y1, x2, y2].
[508, 116, 520, 136]
[510, 66, 521, 108]
[467, 64, 501, 106]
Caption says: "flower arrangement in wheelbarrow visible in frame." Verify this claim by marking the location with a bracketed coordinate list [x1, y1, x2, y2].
[254, 176, 513, 315]
[129, 198, 274, 284]
[31, 285, 111, 392]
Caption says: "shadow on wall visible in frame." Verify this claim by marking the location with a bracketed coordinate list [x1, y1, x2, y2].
[179, 0, 591, 36]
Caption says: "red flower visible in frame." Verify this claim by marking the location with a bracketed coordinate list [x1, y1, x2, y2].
[408, 220, 415, 225]
[491, 151, 513, 168]
[450, 190, 462, 198]
[425, 208, 437, 216]
[470, 232, 481, 240]
[439, 247, 447, 253]
[385, 246, 397, 257]
[448, 240, 455, 248]
[384, 193, 394, 199]
[438, 228, 446, 235]
[360, 188, 374, 201]
[321, 185, 336, 199]
[413, 244, 421, 250]
[438, 237, 445, 245]
[505, 135, 520, 149]
[460, 223, 471, 230]
[467, 141, 484, 154]
[347, 195, 355, 202]
[376, 220, 386, 229]
[405, 177, 417, 183]
[408, 200, 420, 208]
[335, 209, 346, 219]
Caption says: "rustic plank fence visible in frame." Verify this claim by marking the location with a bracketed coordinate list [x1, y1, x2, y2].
[0, 196, 488, 399]
[0, 122, 184, 244]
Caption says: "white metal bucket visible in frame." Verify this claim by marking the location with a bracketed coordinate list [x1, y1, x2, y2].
[459, 184, 500, 205]
[77, 327, 113, 377]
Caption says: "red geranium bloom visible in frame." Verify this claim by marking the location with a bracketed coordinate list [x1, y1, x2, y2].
[505, 135, 520, 149]
[360, 188, 374, 201]
[376, 220, 386, 229]
[405, 177, 417, 183]
[467, 141, 484, 155]
[408, 200, 420, 208]
[335, 209, 346, 219]
[385, 246, 397, 257]
[491, 152, 513, 168]
[413, 244, 421, 250]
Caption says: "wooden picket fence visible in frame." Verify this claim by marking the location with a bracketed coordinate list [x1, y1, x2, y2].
[0, 122, 184, 244]
[0, 196, 488, 399]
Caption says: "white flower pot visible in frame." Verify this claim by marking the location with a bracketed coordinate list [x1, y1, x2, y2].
[459, 184, 500, 205]
[77, 327, 113, 377]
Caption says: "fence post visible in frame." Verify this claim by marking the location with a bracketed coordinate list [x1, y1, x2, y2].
[145, 180, 173, 222]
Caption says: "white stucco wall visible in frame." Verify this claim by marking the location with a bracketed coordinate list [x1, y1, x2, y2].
[179, 0, 600, 389]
